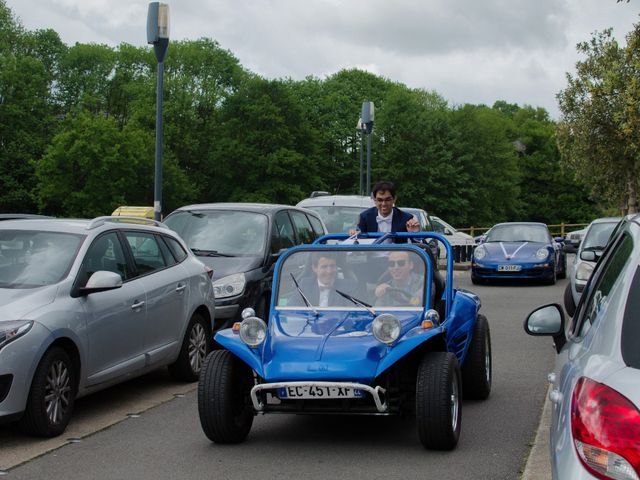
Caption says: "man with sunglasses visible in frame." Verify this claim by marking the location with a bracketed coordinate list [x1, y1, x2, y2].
[353, 181, 420, 243]
[374, 251, 424, 306]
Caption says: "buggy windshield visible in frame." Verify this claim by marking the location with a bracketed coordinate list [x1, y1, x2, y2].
[276, 248, 427, 310]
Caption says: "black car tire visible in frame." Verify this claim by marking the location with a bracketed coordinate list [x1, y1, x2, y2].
[557, 254, 567, 279]
[168, 313, 210, 382]
[416, 351, 461, 450]
[462, 315, 492, 400]
[546, 267, 557, 285]
[198, 350, 254, 443]
[19, 346, 77, 437]
[564, 283, 576, 317]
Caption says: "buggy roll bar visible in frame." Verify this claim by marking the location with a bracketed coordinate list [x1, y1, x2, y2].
[313, 232, 454, 319]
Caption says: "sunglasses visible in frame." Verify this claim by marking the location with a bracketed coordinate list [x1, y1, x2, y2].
[388, 260, 407, 267]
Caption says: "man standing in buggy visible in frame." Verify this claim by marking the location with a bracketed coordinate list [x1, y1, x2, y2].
[354, 181, 420, 241]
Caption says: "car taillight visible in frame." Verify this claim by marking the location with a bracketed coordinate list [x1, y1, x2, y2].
[205, 266, 214, 280]
[571, 377, 640, 480]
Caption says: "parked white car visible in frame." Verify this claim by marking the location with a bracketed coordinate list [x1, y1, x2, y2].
[429, 216, 474, 247]
[296, 194, 374, 233]
[564, 217, 621, 316]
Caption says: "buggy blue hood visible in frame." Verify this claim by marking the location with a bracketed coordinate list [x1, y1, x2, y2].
[215, 309, 439, 384]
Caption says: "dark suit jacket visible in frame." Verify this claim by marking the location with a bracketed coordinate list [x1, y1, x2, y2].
[295, 276, 354, 307]
[357, 207, 414, 243]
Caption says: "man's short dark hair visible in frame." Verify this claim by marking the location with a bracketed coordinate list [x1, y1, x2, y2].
[372, 181, 396, 198]
[311, 252, 337, 267]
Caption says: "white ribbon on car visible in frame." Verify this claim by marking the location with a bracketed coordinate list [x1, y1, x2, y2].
[500, 242, 528, 260]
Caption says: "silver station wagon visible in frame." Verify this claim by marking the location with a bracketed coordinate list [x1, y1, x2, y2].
[525, 214, 640, 480]
[0, 217, 215, 437]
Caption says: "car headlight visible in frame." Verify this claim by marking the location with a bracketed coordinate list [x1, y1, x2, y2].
[474, 246, 486, 260]
[372, 314, 401, 345]
[212, 272, 246, 299]
[576, 262, 594, 281]
[0, 320, 33, 350]
[536, 248, 549, 260]
[239, 317, 267, 347]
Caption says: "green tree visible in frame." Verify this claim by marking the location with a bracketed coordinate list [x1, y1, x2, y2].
[35, 111, 190, 217]
[557, 25, 640, 214]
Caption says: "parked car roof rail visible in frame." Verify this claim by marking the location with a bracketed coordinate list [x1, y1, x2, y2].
[86, 216, 168, 230]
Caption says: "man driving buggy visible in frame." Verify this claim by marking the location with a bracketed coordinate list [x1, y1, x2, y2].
[374, 250, 424, 307]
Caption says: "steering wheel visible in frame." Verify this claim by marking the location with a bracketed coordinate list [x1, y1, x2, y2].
[384, 286, 414, 303]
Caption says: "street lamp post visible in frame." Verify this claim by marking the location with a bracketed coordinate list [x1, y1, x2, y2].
[361, 101, 375, 195]
[356, 118, 365, 195]
[147, 2, 170, 221]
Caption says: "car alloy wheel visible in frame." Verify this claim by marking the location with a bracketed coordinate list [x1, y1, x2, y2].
[45, 359, 73, 425]
[188, 322, 208, 375]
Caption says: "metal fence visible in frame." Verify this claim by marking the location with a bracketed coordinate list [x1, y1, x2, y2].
[458, 222, 589, 238]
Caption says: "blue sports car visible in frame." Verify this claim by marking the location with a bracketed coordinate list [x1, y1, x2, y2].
[197, 232, 491, 450]
[471, 222, 566, 284]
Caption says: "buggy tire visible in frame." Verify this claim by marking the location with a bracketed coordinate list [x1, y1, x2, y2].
[564, 283, 576, 317]
[168, 313, 210, 382]
[462, 314, 492, 400]
[416, 351, 462, 450]
[19, 346, 77, 437]
[198, 350, 254, 443]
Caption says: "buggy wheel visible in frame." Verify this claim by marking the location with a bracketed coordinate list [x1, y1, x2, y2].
[19, 347, 77, 437]
[462, 314, 492, 400]
[197, 350, 254, 443]
[168, 313, 210, 382]
[416, 351, 461, 450]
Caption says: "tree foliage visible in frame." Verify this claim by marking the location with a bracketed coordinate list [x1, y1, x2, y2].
[0, 0, 610, 227]
[557, 25, 640, 214]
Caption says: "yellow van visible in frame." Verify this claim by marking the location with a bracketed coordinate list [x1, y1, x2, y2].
[111, 206, 155, 219]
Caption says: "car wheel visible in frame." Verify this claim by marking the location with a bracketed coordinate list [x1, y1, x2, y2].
[19, 346, 77, 437]
[168, 313, 210, 382]
[197, 350, 254, 443]
[557, 254, 567, 279]
[416, 351, 461, 450]
[564, 283, 576, 317]
[462, 314, 491, 400]
[546, 266, 557, 285]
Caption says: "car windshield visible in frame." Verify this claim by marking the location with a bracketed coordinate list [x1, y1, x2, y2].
[276, 248, 427, 310]
[0, 230, 84, 289]
[304, 206, 363, 233]
[164, 210, 268, 257]
[485, 224, 550, 243]
[582, 222, 618, 251]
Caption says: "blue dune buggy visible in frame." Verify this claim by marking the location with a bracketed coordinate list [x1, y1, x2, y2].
[197, 232, 491, 450]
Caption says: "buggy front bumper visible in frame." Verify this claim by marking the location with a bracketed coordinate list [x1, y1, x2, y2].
[251, 381, 388, 413]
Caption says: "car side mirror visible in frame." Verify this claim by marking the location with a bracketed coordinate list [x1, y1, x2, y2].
[580, 250, 597, 262]
[444, 228, 453, 235]
[79, 271, 123, 295]
[524, 303, 566, 353]
[554, 237, 564, 243]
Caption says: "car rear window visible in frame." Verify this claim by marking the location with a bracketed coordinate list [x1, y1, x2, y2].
[621, 266, 640, 369]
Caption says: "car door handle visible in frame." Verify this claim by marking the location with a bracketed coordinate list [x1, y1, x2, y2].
[175, 284, 186, 293]
[131, 301, 145, 310]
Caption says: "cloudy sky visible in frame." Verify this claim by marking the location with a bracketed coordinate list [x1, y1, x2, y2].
[5, 0, 639, 117]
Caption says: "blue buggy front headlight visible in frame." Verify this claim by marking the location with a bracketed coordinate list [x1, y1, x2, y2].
[372, 314, 401, 345]
[239, 317, 266, 347]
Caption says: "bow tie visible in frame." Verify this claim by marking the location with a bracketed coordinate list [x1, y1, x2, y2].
[376, 215, 392, 225]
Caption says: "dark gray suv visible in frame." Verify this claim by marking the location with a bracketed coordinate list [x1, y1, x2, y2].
[164, 204, 327, 329]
